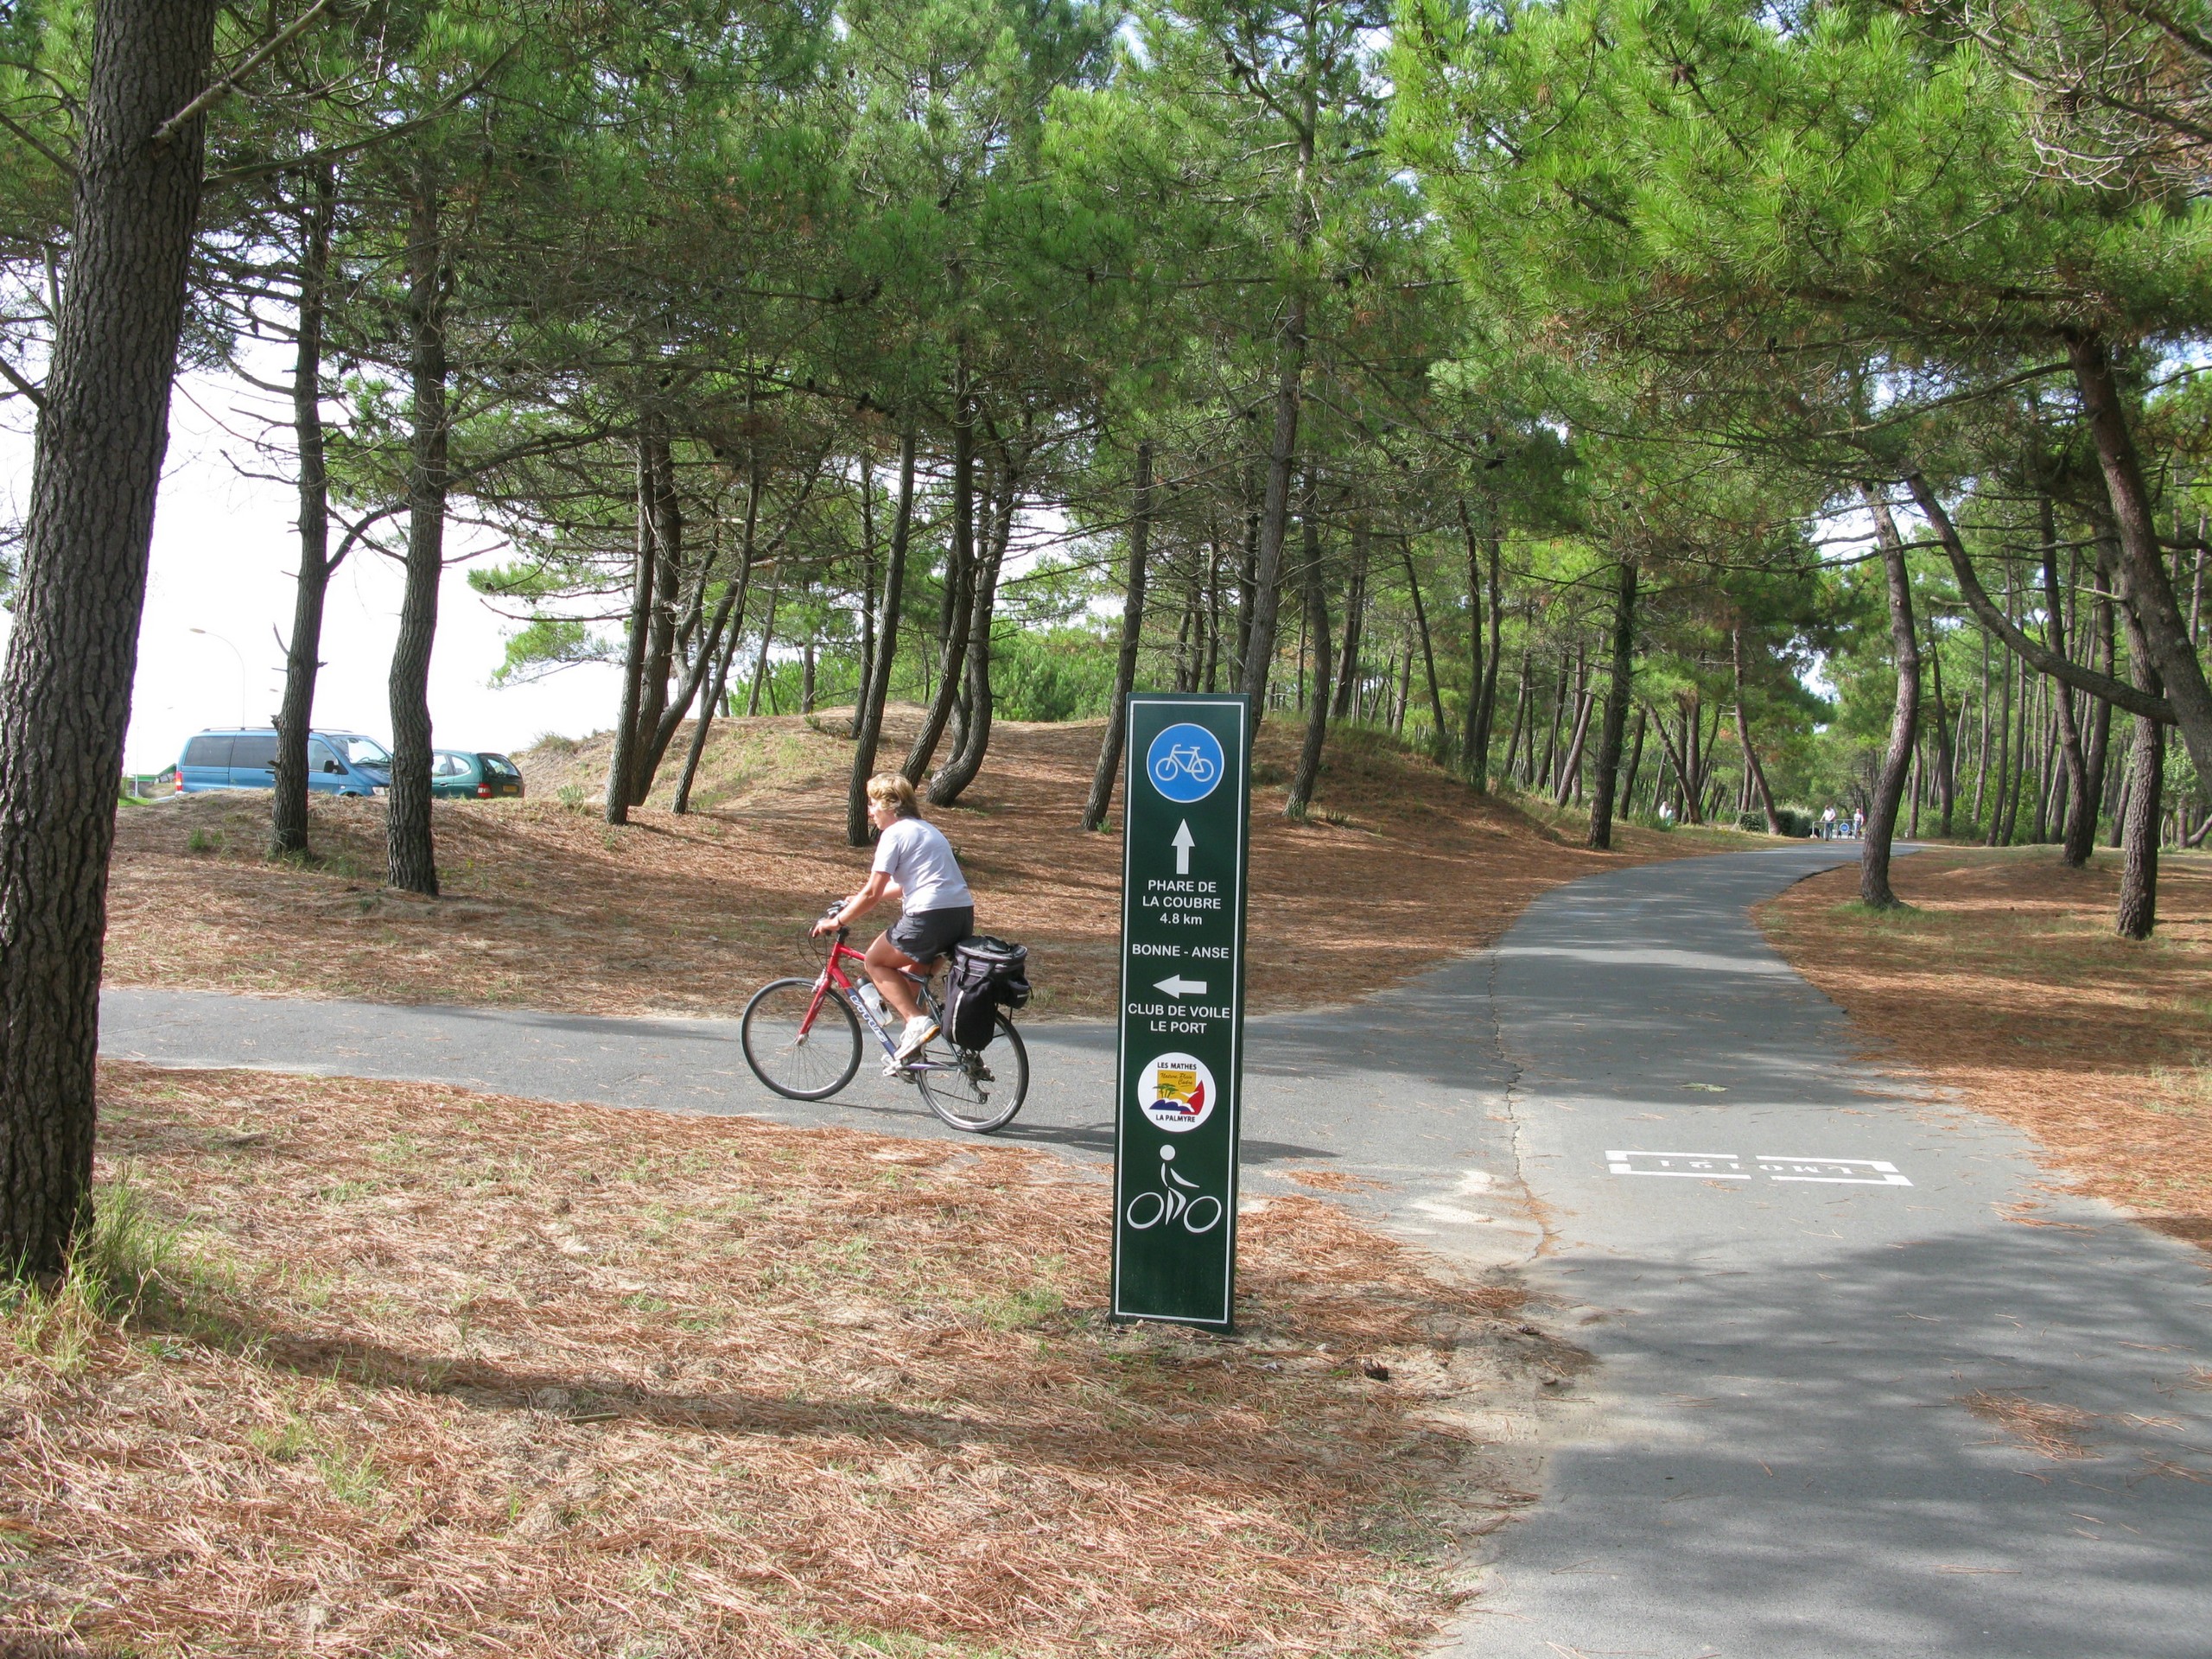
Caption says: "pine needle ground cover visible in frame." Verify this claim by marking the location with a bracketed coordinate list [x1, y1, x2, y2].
[1, 1063, 1565, 1656]
[1758, 849, 2212, 1249]
[105, 709, 1728, 1021]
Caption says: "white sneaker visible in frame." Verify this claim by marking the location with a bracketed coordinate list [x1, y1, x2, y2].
[894, 1014, 938, 1061]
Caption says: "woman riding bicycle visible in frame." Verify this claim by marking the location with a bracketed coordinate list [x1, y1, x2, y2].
[811, 771, 973, 1062]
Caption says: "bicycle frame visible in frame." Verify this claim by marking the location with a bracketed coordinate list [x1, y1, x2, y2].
[804, 927, 957, 1071]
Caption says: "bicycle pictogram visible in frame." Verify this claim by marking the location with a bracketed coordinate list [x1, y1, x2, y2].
[1144, 721, 1225, 804]
[1123, 1145, 1224, 1235]
[1152, 744, 1217, 786]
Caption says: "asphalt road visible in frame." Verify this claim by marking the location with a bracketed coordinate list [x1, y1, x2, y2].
[100, 842, 2212, 1656]
[1444, 844, 2212, 1659]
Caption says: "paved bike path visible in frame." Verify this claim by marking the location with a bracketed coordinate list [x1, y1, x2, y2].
[99, 961, 1541, 1268]
[99, 844, 2212, 1657]
[1446, 845, 2212, 1659]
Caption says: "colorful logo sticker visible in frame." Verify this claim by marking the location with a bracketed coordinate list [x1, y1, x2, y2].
[1146, 721, 1224, 804]
[1139, 1052, 1217, 1133]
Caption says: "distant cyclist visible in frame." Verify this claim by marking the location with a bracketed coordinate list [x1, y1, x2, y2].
[812, 771, 974, 1062]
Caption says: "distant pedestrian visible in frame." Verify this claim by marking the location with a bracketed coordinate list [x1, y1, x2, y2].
[1852, 806, 1865, 839]
[1822, 806, 1836, 841]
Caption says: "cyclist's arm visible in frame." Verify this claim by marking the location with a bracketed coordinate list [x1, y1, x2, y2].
[813, 870, 893, 936]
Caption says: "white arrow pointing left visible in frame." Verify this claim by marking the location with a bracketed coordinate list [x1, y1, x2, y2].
[1154, 975, 1209, 997]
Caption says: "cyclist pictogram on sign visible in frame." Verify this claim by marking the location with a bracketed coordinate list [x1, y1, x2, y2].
[1124, 1145, 1224, 1236]
[1146, 722, 1225, 804]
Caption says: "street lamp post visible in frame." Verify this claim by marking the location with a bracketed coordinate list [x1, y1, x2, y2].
[188, 627, 249, 727]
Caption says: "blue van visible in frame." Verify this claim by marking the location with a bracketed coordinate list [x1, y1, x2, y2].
[174, 728, 392, 796]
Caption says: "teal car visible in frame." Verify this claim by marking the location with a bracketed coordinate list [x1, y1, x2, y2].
[429, 750, 525, 800]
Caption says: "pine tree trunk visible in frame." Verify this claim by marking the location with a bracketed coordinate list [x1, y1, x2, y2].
[904, 372, 976, 781]
[1404, 539, 1447, 753]
[1732, 626, 1785, 835]
[2069, 333, 2212, 790]
[1286, 493, 1332, 820]
[631, 428, 680, 795]
[671, 610, 747, 817]
[271, 163, 336, 859]
[745, 560, 783, 716]
[385, 174, 448, 898]
[1240, 293, 1306, 726]
[1455, 500, 1485, 781]
[605, 422, 657, 825]
[1085, 443, 1154, 830]
[931, 462, 1018, 806]
[1860, 487, 1920, 906]
[1586, 561, 1637, 849]
[847, 425, 917, 845]
[0, 0, 219, 1274]
[670, 472, 763, 817]
[1331, 523, 1365, 721]
[1923, 611, 1955, 837]
[2117, 647, 2163, 939]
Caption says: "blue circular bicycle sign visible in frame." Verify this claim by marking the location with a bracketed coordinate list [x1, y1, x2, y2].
[1146, 721, 1224, 804]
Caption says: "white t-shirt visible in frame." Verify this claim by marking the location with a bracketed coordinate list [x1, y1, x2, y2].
[872, 816, 973, 914]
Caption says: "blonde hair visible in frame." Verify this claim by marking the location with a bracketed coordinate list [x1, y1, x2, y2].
[866, 771, 920, 819]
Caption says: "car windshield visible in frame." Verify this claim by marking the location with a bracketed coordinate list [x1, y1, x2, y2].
[482, 754, 518, 777]
[339, 736, 391, 770]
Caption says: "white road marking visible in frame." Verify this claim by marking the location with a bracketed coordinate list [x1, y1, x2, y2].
[1607, 1151, 1750, 1179]
[1608, 1150, 1912, 1186]
[1758, 1156, 1913, 1187]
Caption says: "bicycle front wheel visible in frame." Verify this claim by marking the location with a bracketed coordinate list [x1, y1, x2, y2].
[915, 1014, 1029, 1133]
[741, 978, 862, 1101]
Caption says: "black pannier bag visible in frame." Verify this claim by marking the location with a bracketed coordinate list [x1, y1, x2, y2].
[944, 936, 1030, 1050]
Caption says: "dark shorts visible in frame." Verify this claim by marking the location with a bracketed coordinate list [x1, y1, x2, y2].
[887, 906, 973, 965]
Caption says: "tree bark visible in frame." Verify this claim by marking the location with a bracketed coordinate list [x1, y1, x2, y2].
[1084, 442, 1153, 831]
[2081, 554, 2118, 857]
[744, 559, 783, 716]
[270, 162, 337, 858]
[605, 422, 657, 825]
[630, 426, 680, 792]
[1586, 560, 1637, 849]
[1403, 539, 1447, 753]
[1732, 625, 1784, 835]
[847, 424, 917, 845]
[1860, 486, 1920, 906]
[1923, 610, 1955, 837]
[2068, 332, 2212, 789]
[1907, 474, 2174, 724]
[1553, 687, 1594, 806]
[1286, 493, 1332, 819]
[1331, 522, 1365, 721]
[385, 169, 447, 896]
[2117, 607, 2164, 940]
[904, 374, 976, 782]
[0, 0, 219, 1274]
[671, 465, 764, 816]
[930, 461, 1018, 805]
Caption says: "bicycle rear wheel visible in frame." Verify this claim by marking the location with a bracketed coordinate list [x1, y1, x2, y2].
[741, 978, 862, 1101]
[915, 1015, 1028, 1133]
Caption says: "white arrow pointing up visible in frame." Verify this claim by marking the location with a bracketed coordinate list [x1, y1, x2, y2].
[1171, 819, 1195, 875]
[1154, 975, 1209, 997]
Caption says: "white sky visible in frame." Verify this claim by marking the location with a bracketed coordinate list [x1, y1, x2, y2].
[3, 367, 626, 775]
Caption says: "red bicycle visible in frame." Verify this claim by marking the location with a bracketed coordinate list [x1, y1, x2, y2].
[739, 911, 1030, 1133]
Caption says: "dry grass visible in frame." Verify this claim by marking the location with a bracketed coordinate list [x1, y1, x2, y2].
[107, 708, 1745, 1021]
[0, 1062, 1560, 1657]
[1758, 847, 2212, 1249]
[1957, 1391, 2100, 1460]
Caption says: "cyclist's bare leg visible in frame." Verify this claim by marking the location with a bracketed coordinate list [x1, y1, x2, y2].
[865, 931, 928, 1023]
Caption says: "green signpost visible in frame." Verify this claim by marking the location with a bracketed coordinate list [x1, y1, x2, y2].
[1111, 692, 1249, 1329]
